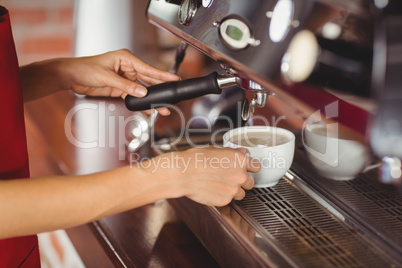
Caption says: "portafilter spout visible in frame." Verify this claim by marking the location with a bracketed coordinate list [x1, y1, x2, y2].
[218, 66, 270, 120]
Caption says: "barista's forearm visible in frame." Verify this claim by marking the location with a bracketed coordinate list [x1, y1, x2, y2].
[20, 58, 70, 102]
[0, 165, 183, 239]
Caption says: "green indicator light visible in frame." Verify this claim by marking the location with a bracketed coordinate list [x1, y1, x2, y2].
[226, 25, 243, 41]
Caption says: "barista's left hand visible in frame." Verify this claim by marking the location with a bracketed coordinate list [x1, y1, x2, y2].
[21, 49, 180, 115]
[67, 49, 179, 97]
[65, 49, 180, 115]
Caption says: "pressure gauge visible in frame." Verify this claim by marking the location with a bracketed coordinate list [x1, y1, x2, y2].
[219, 18, 258, 50]
[178, 0, 198, 25]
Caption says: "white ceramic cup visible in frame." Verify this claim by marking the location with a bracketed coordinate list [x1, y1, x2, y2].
[303, 123, 371, 181]
[223, 126, 295, 188]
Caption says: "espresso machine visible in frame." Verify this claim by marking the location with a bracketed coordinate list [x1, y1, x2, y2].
[125, 0, 402, 267]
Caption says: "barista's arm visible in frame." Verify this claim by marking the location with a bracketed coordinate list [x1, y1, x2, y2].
[0, 147, 259, 239]
[20, 49, 179, 115]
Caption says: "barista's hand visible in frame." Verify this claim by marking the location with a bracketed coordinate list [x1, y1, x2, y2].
[63, 49, 180, 115]
[21, 49, 179, 114]
[145, 147, 261, 207]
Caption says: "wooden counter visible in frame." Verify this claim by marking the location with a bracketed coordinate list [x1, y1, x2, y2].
[24, 91, 219, 267]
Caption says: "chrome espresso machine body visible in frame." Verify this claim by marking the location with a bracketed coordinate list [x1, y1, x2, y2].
[130, 0, 402, 267]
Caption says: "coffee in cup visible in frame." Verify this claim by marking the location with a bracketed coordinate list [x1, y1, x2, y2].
[223, 126, 295, 188]
[229, 131, 290, 147]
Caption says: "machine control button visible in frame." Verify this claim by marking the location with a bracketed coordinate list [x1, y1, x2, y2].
[178, 0, 198, 25]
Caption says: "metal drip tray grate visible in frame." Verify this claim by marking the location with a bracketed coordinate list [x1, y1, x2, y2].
[234, 176, 399, 268]
[346, 177, 402, 225]
[159, 134, 402, 267]
[291, 136, 402, 258]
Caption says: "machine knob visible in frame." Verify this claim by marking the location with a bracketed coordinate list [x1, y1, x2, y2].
[178, 0, 198, 25]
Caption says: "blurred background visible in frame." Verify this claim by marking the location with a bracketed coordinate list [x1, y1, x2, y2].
[3, 0, 205, 72]
[3, 0, 74, 65]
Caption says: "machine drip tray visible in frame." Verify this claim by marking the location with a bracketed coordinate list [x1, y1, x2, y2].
[161, 134, 402, 267]
[170, 169, 401, 267]
[233, 172, 400, 267]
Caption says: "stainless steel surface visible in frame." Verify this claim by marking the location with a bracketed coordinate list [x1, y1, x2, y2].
[250, 91, 269, 115]
[216, 75, 238, 89]
[241, 98, 251, 121]
[241, 91, 270, 121]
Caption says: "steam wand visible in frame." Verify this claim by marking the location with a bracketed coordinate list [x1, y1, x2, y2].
[126, 41, 188, 152]
[150, 41, 188, 135]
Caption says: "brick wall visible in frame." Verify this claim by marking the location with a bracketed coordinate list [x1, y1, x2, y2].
[1, 0, 204, 77]
[1, 0, 75, 66]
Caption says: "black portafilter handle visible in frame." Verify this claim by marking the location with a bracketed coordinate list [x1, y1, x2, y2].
[125, 72, 221, 111]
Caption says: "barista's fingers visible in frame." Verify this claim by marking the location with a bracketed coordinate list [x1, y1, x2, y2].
[246, 155, 261, 173]
[236, 147, 247, 154]
[122, 53, 180, 83]
[103, 70, 149, 97]
[155, 107, 171, 116]
[241, 174, 255, 190]
[233, 188, 246, 201]
[137, 72, 180, 86]
[142, 107, 170, 116]
[230, 148, 259, 172]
